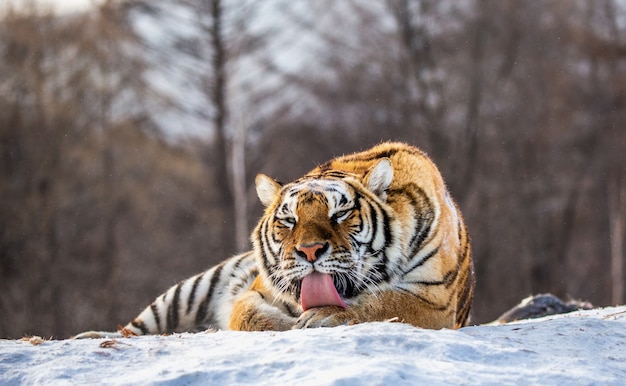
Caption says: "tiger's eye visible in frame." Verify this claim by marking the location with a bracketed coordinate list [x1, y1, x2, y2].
[278, 217, 296, 227]
[332, 209, 352, 223]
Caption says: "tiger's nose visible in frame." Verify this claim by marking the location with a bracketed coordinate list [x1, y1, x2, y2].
[295, 242, 329, 262]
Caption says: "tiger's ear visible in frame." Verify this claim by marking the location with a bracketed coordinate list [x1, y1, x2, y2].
[255, 174, 282, 207]
[364, 158, 393, 199]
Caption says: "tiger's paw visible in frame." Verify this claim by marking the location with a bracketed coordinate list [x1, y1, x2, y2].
[294, 306, 360, 329]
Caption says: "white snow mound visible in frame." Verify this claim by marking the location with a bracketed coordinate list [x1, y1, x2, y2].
[1, 306, 625, 385]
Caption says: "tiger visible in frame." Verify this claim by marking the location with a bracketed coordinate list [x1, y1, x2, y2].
[75, 142, 474, 338]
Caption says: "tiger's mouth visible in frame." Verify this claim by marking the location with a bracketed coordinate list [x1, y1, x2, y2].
[294, 272, 356, 310]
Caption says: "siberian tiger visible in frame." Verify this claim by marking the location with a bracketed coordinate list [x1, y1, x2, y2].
[76, 142, 474, 338]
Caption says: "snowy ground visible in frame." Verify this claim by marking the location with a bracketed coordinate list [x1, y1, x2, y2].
[1, 306, 625, 385]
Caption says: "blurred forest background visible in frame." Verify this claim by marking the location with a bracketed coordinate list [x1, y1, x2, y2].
[1, 0, 624, 339]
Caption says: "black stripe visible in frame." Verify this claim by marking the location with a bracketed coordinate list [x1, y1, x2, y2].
[187, 273, 205, 315]
[456, 279, 473, 326]
[407, 268, 457, 287]
[345, 182, 391, 282]
[166, 283, 182, 332]
[351, 192, 363, 230]
[459, 227, 471, 265]
[150, 303, 162, 332]
[323, 170, 350, 179]
[456, 302, 471, 327]
[397, 287, 448, 310]
[369, 200, 379, 246]
[389, 184, 434, 260]
[444, 268, 459, 288]
[402, 245, 440, 277]
[262, 219, 285, 291]
[456, 261, 475, 326]
[454, 218, 474, 326]
[378, 206, 393, 281]
[381, 204, 393, 248]
[263, 217, 279, 253]
[457, 228, 475, 325]
[231, 252, 248, 271]
[258, 220, 275, 275]
[230, 267, 258, 296]
[340, 148, 400, 163]
[365, 200, 390, 283]
[194, 263, 225, 326]
[304, 170, 351, 180]
[131, 320, 149, 335]
[407, 222, 430, 258]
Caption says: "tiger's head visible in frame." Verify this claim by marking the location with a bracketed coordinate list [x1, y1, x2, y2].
[252, 159, 401, 311]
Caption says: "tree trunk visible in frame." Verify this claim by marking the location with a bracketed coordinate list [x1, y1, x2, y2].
[208, 0, 235, 253]
[231, 116, 248, 251]
[458, 0, 487, 198]
[609, 175, 624, 305]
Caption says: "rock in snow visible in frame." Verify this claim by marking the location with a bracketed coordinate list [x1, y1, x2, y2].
[1, 306, 625, 385]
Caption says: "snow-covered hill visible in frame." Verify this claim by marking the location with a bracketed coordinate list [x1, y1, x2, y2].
[1, 306, 625, 385]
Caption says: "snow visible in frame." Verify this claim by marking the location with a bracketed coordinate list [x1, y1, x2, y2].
[1, 306, 625, 385]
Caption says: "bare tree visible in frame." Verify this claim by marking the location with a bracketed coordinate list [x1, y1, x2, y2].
[609, 175, 625, 305]
[207, 0, 234, 221]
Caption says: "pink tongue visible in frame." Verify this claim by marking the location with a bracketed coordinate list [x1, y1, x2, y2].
[300, 272, 347, 311]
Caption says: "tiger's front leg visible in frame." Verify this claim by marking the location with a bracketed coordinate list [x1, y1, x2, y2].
[229, 276, 297, 331]
[295, 306, 360, 328]
[294, 290, 456, 329]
